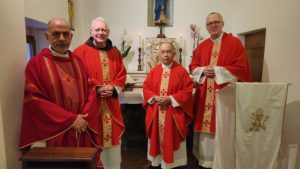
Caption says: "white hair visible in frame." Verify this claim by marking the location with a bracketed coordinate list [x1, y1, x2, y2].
[207, 12, 224, 22]
[90, 17, 110, 31]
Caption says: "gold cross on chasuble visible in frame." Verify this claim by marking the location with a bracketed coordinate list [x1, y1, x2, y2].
[158, 68, 170, 155]
[202, 41, 221, 132]
[99, 50, 113, 147]
[100, 51, 110, 84]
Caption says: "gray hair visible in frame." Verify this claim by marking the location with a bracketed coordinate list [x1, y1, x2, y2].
[207, 12, 224, 22]
[90, 17, 110, 31]
[159, 42, 175, 51]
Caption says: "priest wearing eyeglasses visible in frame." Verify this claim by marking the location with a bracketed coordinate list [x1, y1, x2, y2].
[189, 12, 252, 168]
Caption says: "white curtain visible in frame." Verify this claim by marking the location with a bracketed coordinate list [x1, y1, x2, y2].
[235, 82, 288, 169]
[213, 85, 236, 169]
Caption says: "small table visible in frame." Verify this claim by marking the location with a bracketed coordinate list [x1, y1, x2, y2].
[19, 147, 98, 169]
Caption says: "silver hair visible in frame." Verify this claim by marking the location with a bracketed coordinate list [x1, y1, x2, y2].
[159, 42, 175, 51]
[207, 12, 224, 22]
[90, 17, 110, 31]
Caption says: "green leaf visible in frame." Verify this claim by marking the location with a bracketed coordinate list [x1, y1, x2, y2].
[122, 46, 131, 58]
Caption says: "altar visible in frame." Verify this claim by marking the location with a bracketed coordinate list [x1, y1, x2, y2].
[119, 72, 145, 104]
[120, 88, 143, 104]
[119, 72, 146, 148]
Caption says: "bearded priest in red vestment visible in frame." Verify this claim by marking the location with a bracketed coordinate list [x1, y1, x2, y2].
[189, 12, 252, 168]
[143, 42, 193, 169]
[74, 17, 126, 169]
[19, 18, 99, 152]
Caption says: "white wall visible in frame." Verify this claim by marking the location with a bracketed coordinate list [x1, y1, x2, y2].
[70, 0, 300, 102]
[21, 0, 300, 108]
[0, 0, 27, 168]
[71, 0, 235, 71]
[1, 0, 299, 168]
[231, 2, 300, 167]
[71, 1, 300, 168]
[25, 0, 68, 24]
[231, 0, 300, 103]
[281, 101, 300, 169]
[0, 1, 68, 168]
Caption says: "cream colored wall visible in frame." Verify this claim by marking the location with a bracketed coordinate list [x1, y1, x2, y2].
[0, 102, 7, 169]
[0, 0, 27, 168]
[71, 0, 300, 103]
[25, 0, 68, 24]
[1, 0, 299, 168]
[231, 2, 300, 167]
[231, 0, 300, 103]
[71, 0, 235, 71]
[281, 101, 300, 169]
[70, 1, 300, 168]
[0, 0, 68, 169]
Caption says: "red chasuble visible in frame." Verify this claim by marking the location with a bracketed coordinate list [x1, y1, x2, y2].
[189, 32, 252, 134]
[74, 39, 126, 148]
[19, 48, 99, 149]
[143, 62, 193, 163]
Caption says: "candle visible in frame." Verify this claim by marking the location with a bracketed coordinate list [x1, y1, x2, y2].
[180, 34, 183, 48]
[138, 33, 142, 48]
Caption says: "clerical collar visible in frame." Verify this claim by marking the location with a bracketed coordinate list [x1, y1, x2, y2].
[85, 37, 113, 51]
[93, 40, 106, 49]
[162, 62, 173, 69]
[49, 46, 69, 58]
[211, 32, 224, 42]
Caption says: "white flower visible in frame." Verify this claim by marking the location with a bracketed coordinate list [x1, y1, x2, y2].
[118, 29, 132, 58]
[190, 24, 203, 52]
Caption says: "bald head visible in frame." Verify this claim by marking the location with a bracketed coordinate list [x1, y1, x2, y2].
[47, 17, 71, 31]
[45, 17, 73, 54]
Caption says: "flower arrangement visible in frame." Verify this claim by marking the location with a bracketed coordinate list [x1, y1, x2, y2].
[118, 29, 132, 58]
[190, 24, 203, 53]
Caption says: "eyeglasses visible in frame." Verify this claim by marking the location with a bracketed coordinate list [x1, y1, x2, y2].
[206, 21, 222, 27]
[51, 31, 71, 38]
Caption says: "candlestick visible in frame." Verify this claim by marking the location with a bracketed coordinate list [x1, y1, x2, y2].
[137, 47, 142, 71]
[180, 34, 183, 48]
[179, 48, 183, 65]
[138, 33, 142, 47]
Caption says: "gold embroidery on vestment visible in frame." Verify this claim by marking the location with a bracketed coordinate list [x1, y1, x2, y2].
[247, 108, 269, 133]
[99, 50, 113, 147]
[158, 69, 170, 155]
[202, 41, 221, 132]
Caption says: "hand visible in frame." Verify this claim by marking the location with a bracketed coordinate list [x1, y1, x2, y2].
[97, 85, 114, 97]
[73, 114, 88, 133]
[203, 66, 215, 78]
[153, 95, 160, 102]
[157, 96, 171, 106]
